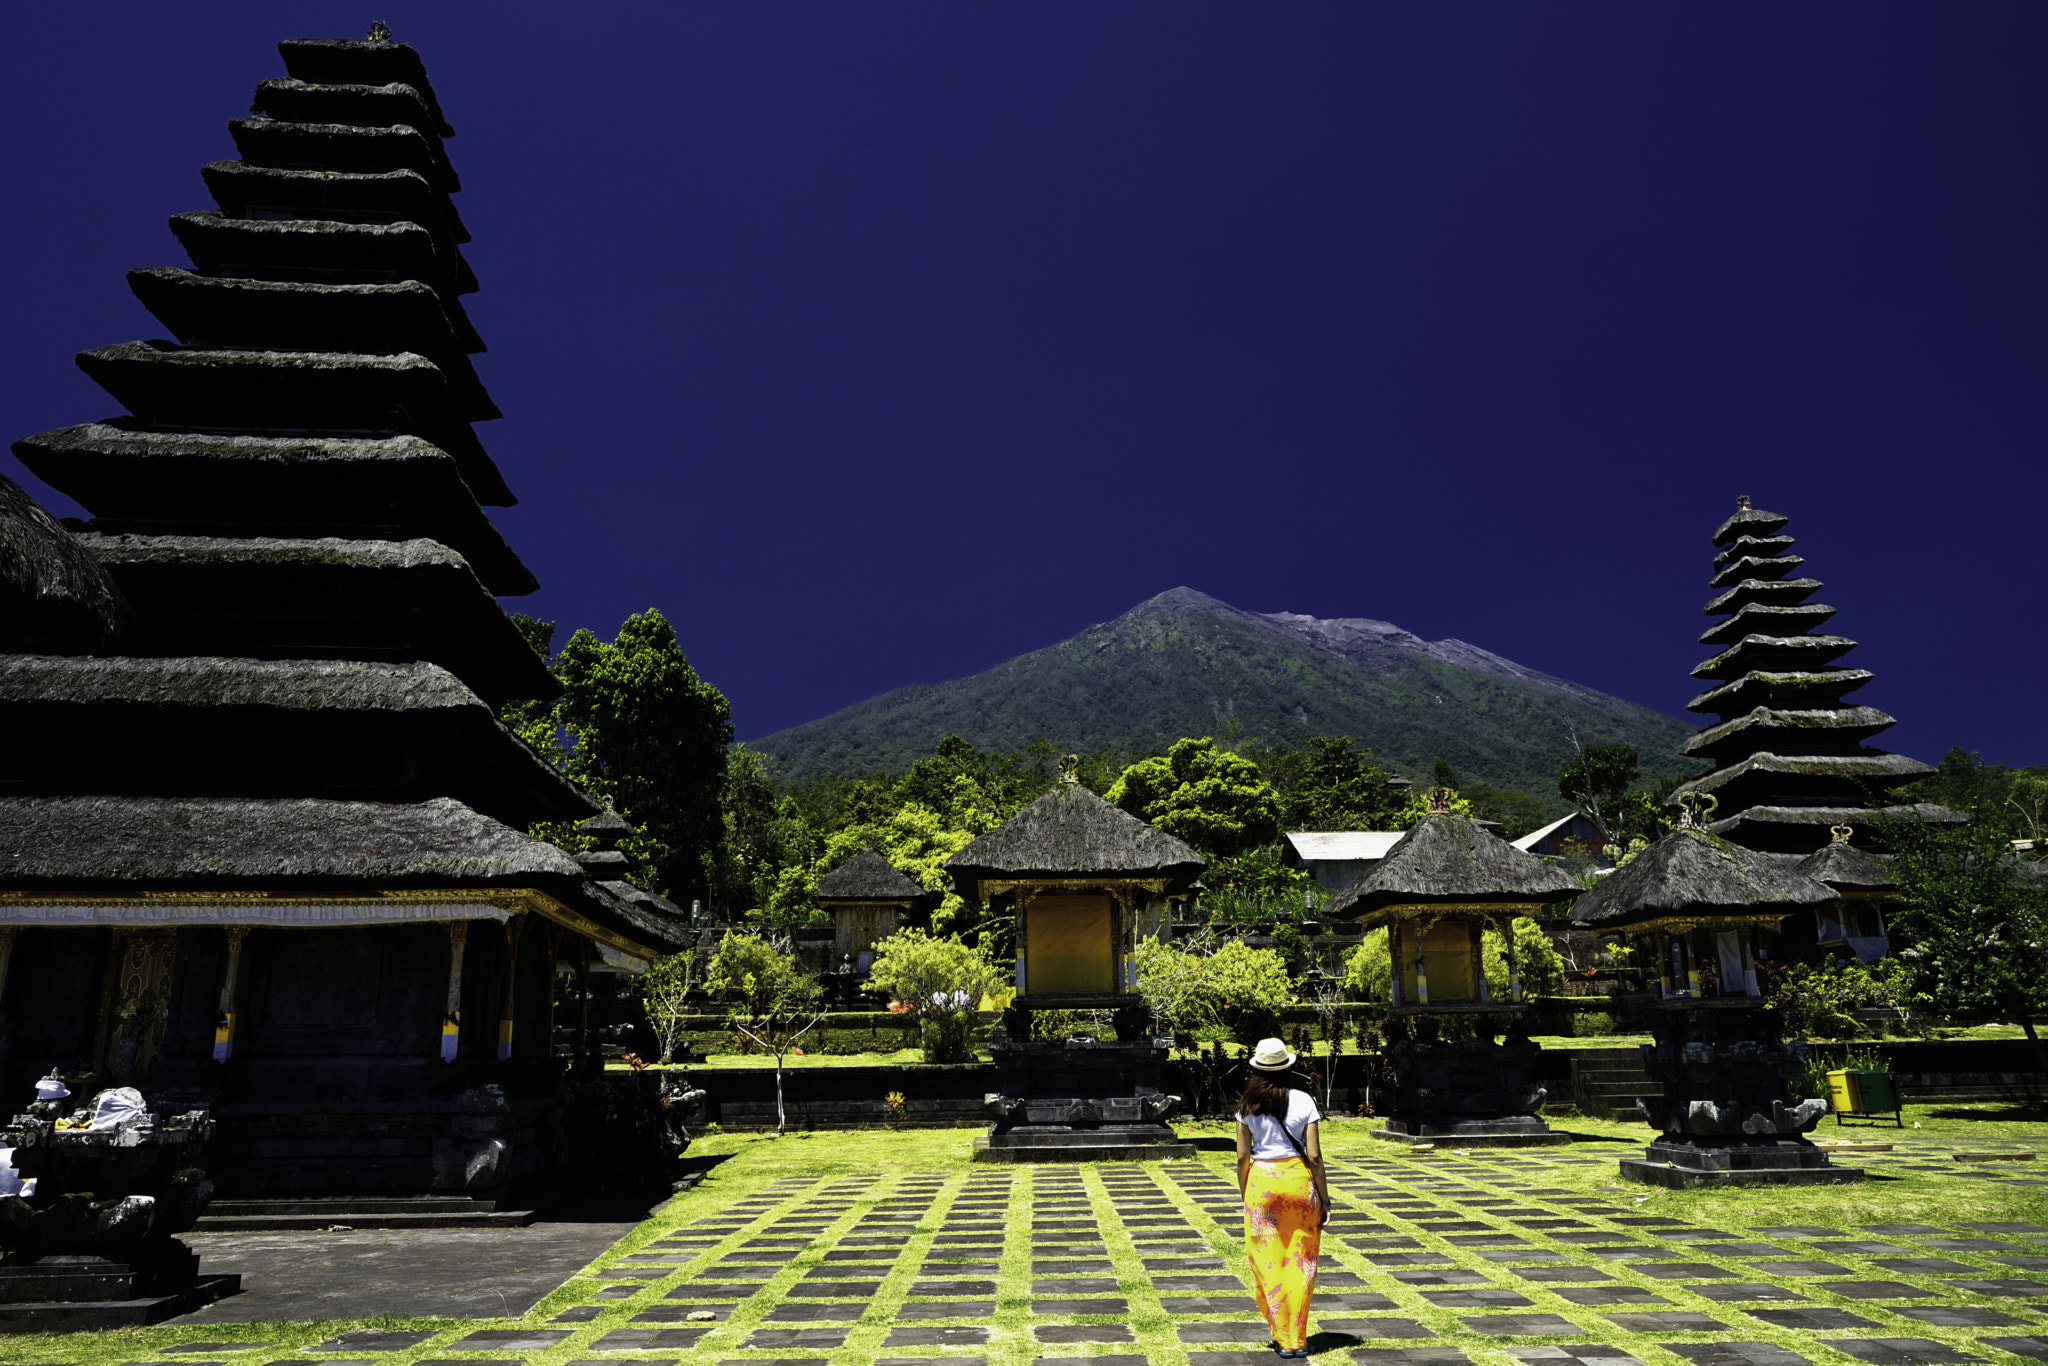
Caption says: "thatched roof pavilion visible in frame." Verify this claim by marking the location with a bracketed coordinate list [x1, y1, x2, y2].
[0, 34, 683, 1202]
[1570, 827, 1833, 936]
[1323, 811, 1580, 925]
[816, 847, 938, 909]
[946, 781, 1204, 902]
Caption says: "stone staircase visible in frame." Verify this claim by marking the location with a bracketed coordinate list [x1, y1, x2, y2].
[1570, 1048, 1661, 1121]
[192, 1194, 536, 1231]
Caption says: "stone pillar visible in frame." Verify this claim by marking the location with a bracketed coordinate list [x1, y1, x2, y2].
[497, 915, 525, 1062]
[1505, 917, 1522, 1003]
[1470, 923, 1488, 1005]
[441, 921, 468, 1062]
[213, 924, 251, 1063]
[1389, 922, 1405, 1009]
[574, 939, 591, 1075]
[106, 927, 179, 1088]
[0, 925, 17, 1080]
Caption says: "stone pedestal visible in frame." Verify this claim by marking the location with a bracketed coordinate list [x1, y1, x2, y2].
[0, 1241, 239, 1331]
[976, 1017, 1191, 1162]
[1613, 994, 1862, 1188]
[1369, 1024, 1567, 1148]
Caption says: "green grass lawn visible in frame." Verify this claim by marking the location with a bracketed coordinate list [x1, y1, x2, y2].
[11, 1106, 2048, 1366]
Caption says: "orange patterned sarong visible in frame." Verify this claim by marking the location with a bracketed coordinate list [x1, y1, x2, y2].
[1243, 1156, 1320, 1349]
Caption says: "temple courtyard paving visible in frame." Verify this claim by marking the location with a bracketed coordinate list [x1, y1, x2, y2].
[12, 1116, 2048, 1366]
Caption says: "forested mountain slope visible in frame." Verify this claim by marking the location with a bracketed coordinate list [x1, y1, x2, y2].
[752, 587, 1700, 798]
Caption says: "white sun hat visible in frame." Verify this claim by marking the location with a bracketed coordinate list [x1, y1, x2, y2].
[1249, 1037, 1298, 1071]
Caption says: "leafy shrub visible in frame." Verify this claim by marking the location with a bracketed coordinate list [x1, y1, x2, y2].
[1762, 957, 1926, 1039]
[1133, 937, 1293, 1042]
[865, 928, 1002, 1062]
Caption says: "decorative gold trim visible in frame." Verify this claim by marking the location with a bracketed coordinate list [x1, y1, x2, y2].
[978, 876, 1170, 902]
[0, 888, 667, 961]
[1621, 913, 1792, 934]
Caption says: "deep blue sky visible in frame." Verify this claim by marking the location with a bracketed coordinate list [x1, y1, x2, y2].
[6, 4, 2043, 769]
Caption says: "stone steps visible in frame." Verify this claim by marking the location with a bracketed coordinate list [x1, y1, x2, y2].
[194, 1196, 535, 1231]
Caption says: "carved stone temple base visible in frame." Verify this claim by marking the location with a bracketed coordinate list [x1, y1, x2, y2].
[1368, 1031, 1567, 1147]
[974, 1031, 1192, 1162]
[1613, 994, 1863, 1188]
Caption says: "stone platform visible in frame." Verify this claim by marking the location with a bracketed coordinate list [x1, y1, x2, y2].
[972, 1124, 1195, 1163]
[0, 1242, 240, 1332]
[1621, 1137, 1869, 1189]
[1372, 1117, 1571, 1148]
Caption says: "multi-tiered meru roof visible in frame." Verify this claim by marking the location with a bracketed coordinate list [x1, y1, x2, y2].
[1, 37, 682, 964]
[1673, 497, 1957, 853]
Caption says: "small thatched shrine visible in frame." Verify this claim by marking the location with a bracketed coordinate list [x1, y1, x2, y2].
[1678, 497, 1958, 853]
[946, 761, 1202, 1161]
[1797, 825, 1898, 958]
[1322, 792, 1581, 1146]
[813, 848, 937, 973]
[1571, 801, 1860, 1187]
[0, 31, 687, 1277]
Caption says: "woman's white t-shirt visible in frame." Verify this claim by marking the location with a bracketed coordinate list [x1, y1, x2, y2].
[1236, 1089, 1321, 1160]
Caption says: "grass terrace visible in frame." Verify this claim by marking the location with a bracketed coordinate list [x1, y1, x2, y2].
[10, 1106, 2048, 1366]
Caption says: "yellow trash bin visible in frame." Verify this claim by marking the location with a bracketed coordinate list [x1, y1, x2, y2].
[1826, 1068, 1859, 1113]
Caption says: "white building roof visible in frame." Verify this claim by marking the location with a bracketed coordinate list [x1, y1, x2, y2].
[1512, 812, 1580, 852]
[1283, 831, 1405, 862]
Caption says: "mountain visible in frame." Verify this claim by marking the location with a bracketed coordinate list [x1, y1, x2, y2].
[750, 587, 1702, 799]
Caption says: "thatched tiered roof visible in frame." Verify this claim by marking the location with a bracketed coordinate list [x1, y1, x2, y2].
[1675, 497, 1957, 852]
[1569, 828, 1832, 932]
[1323, 812, 1582, 924]
[946, 782, 1203, 895]
[0, 474, 125, 649]
[1796, 832, 1896, 898]
[816, 847, 936, 907]
[0, 795, 683, 955]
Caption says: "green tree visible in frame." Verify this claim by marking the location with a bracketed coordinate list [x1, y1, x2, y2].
[1880, 812, 2048, 1074]
[502, 609, 734, 907]
[638, 947, 704, 1064]
[1558, 742, 1642, 839]
[704, 931, 824, 1133]
[866, 928, 1003, 1062]
[1108, 737, 1282, 858]
[1272, 736, 1398, 831]
[1132, 936, 1294, 1042]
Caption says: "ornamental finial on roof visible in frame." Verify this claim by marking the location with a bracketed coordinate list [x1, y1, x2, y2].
[1831, 824, 1853, 844]
[1058, 754, 1080, 785]
[1737, 495, 1750, 510]
[1425, 785, 1454, 814]
[1677, 790, 1719, 829]
[367, 19, 392, 40]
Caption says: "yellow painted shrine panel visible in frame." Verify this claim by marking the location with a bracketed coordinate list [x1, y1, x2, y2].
[1399, 920, 1477, 1003]
[1025, 895, 1113, 995]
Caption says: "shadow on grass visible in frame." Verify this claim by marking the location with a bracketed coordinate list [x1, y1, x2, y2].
[1922, 1101, 2048, 1122]
[1182, 1134, 1240, 1153]
[1544, 1129, 1641, 1145]
[1308, 1330, 1364, 1352]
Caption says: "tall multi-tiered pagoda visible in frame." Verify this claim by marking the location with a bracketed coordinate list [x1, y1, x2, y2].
[0, 34, 685, 1207]
[1676, 496, 1954, 852]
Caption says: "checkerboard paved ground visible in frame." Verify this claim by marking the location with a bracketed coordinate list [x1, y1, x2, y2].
[19, 1130, 2048, 1366]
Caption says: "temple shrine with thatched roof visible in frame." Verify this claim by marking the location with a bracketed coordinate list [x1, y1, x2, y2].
[945, 759, 1202, 1161]
[0, 32, 689, 1257]
[813, 847, 939, 974]
[1321, 789, 1582, 1146]
[1679, 496, 1959, 855]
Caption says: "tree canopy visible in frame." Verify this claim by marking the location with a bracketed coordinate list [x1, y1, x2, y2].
[1108, 736, 1282, 858]
[504, 609, 733, 905]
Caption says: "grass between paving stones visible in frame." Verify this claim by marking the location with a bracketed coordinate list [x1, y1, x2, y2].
[10, 1117, 2048, 1366]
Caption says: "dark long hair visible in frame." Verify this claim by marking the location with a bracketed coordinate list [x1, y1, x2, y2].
[1239, 1068, 1301, 1118]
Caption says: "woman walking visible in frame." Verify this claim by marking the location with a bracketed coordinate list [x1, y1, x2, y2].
[1236, 1036, 1330, 1358]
